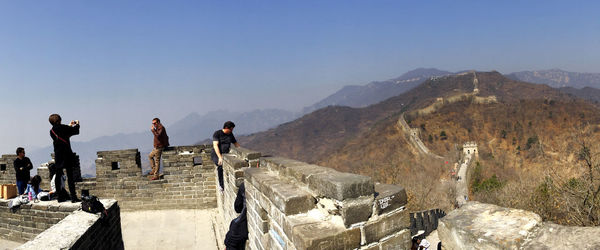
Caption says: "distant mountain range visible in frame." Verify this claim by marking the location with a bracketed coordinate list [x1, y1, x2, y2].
[27, 109, 297, 176]
[302, 68, 453, 113]
[506, 69, 600, 89]
[26, 67, 600, 177]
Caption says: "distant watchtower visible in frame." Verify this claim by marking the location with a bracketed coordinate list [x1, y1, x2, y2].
[463, 142, 478, 157]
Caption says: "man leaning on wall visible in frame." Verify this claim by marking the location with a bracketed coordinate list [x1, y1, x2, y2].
[212, 121, 240, 192]
[148, 118, 169, 181]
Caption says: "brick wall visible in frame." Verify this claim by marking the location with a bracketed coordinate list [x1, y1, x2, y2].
[16, 199, 123, 250]
[410, 209, 446, 236]
[76, 146, 217, 211]
[218, 148, 412, 250]
[0, 154, 17, 186]
[0, 199, 79, 242]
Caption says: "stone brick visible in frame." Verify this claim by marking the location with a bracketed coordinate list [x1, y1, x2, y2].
[223, 154, 247, 170]
[374, 183, 407, 215]
[307, 172, 374, 200]
[437, 202, 541, 250]
[340, 196, 374, 227]
[245, 168, 315, 215]
[364, 208, 410, 244]
[230, 147, 261, 161]
[291, 221, 361, 250]
[521, 222, 600, 249]
[380, 229, 410, 250]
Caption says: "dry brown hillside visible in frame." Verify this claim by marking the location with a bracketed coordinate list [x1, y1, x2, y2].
[242, 72, 600, 224]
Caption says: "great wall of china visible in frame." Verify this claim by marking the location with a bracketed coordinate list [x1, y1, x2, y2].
[1, 73, 599, 249]
[2, 142, 599, 249]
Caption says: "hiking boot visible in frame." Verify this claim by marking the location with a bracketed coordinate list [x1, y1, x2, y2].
[71, 197, 81, 203]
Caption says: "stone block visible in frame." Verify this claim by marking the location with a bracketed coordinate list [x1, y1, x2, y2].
[380, 229, 410, 250]
[230, 147, 261, 161]
[521, 222, 600, 249]
[364, 208, 410, 244]
[260, 157, 306, 174]
[374, 183, 407, 215]
[307, 172, 374, 200]
[244, 168, 315, 215]
[437, 202, 541, 250]
[291, 221, 361, 250]
[223, 154, 247, 170]
[340, 196, 373, 227]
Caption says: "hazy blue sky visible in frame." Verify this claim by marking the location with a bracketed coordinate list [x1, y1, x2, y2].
[0, 1, 599, 153]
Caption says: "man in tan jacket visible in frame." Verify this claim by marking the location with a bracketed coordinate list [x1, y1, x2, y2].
[149, 118, 169, 180]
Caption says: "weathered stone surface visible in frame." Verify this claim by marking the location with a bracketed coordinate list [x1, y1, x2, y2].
[230, 147, 261, 161]
[292, 221, 361, 250]
[261, 157, 306, 174]
[16, 200, 122, 250]
[307, 172, 374, 200]
[380, 229, 411, 250]
[245, 168, 315, 215]
[340, 196, 373, 227]
[521, 222, 600, 249]
[364, 208, 410, 244]
[223, 154, 247, 170]
[437, 202, 541, 250]
[374, 183, 407, 215]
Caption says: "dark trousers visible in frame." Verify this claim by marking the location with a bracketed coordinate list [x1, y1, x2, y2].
[55, 153, 77, 199]
[212, 153, 224, 189]
[16, 180, 27, 195]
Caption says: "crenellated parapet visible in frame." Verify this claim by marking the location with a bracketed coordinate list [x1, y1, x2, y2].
[218, 147, 411, 250]
[77, 145, 217, 210]
[0, 154, 17, 185]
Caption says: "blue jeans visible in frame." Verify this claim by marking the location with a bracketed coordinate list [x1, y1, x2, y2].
[16, 180, 27, 195]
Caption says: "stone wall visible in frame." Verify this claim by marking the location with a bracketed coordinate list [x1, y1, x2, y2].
[438, 202, 600, 249]
[409, 209, 446, 236]
[0, 154, 17, 186]
[76, 146, 217, 211]
[218, 148, 412, 250]
[17, 199, 123, 250]
[0, 199, 80, 242]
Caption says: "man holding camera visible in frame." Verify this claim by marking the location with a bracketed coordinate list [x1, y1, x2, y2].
[148, 118, 169, 181]
[48, 114, 81, 203]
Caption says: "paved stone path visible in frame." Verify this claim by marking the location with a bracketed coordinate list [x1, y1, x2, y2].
[455, 154, 472, 207]
[121, 209, 219, 250]
[0, 238, 23, 249]
[397, 113, 443, 159]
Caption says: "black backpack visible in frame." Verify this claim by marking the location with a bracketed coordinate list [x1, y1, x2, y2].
[81, 195, 106, 214]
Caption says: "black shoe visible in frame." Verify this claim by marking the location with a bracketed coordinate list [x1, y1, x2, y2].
[71, 197, 82, 203]
[57, 198, 67, 203]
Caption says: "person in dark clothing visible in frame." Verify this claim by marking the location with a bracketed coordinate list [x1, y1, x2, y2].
[14, 147, 33, 195]
[224, 183, 248, 249]
[212, 121, 240, 191]
[148, 117, 169, 181]
[48, 114, 81, 203]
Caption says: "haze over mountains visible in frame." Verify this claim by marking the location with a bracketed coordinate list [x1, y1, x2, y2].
[507, 69, 600, 89]
[241, 71, 600, 217]
[28, 109, 297, 176]
[26, 67, 600, 177]
[303, 68, 453, 113]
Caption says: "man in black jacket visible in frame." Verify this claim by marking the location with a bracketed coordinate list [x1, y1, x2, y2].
[14, 147, 33, 195]
[49, 114, 81, 203]
[224, 183, 248, 249]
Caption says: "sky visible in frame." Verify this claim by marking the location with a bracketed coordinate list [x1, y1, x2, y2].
[0, 1, 599, 153]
